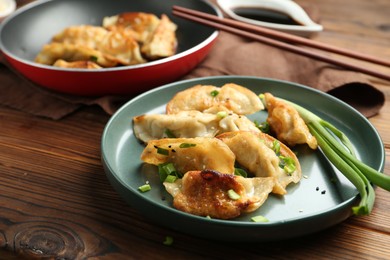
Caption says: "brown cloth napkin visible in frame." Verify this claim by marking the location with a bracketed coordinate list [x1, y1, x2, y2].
[184, 31, 385, 118]
[0, 2, 384, 119]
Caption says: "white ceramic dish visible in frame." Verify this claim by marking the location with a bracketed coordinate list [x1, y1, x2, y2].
[217, 0, 323, 37]
[0, 0, 16, 22]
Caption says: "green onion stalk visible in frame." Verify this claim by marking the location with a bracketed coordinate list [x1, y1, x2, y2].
[280, 98, 390, 216]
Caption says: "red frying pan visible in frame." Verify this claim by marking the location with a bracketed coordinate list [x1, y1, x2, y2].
[0, 0, 220, 96]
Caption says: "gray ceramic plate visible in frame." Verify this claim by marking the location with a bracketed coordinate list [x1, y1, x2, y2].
[101, 76, 385, 242]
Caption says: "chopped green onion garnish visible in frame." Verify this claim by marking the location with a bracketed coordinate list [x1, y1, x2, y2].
[251, 215, 269, 222]
[210, 90, 219, 97]
[158, 163, 168, 182]
[158, 162, 180, 182]
[258, 93, 265, 101]
[138, 184, 151, 192]
[254, 120, 270, 133]
[284, 165, 296, 175]
[179, 143, 196, 148]
[90, 55, 98, 62]
[164, 129, 176, 138]
[227, 189, 241, 200]
[279, 156, 296, 175]
[272, 140, 280, 155]
[162, 162, 176, 175]
[164, 175, 177, 183]
[234, 167, 248, 178]
[155, 146, 169, 156]
[217, 111, 228, 118]
[163, 236, 173, 246]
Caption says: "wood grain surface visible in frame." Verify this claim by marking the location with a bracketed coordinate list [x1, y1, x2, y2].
[1, 0, 390, 259]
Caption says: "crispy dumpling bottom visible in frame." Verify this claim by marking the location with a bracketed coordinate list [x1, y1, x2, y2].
[164, 170, 275, 219]
[103, 12, 161, 43]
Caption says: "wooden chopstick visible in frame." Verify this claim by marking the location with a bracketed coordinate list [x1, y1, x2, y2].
[172, 5, 390, 82]
[173, 5, 390, 67]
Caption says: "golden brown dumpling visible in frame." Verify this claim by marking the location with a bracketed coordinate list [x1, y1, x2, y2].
[52, 25, 108, 49]
[217, 131, 301, 195]
[133, 110, 260, 143]
[264, 93, 318, 149]
[141, 137, 235, 175]
[166, 83, 264, 115]
[51, 24, 145, 66]
[35, 42, 118, 67]
[98, 30, 146, 65]
[103, 12, 161, 43]
[163, 170, 275, 219]
[53, 59, 102, 69]
[134, 111, 219, 143]
[141, 14, 177, 59]
[166, 85, 218, 114]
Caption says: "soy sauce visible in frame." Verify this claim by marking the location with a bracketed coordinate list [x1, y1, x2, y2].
[232, 7, 302, 25]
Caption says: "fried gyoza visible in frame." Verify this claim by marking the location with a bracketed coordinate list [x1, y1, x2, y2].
[217, 131, 301, 195]
[48, 25, 146, 66]
[264, 93, 318, 149]
[133, 110, 260, 143]
[166, 83, 264, 115]
[53, 59, 102, 69]
[35, 12, 177, 69]
[103, 12, 177, 59]
[141, 14, 177, 59]
[35, 42, 118, 67]
[163, 170, 274, 219]
[141, 137, 235, 175]
[52, 25, 108, 49]
[98, 30, 146, 65]
[103, 12, 160, 43]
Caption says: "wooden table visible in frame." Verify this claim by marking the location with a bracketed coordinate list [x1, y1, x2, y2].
[1, 0, 389, 259]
